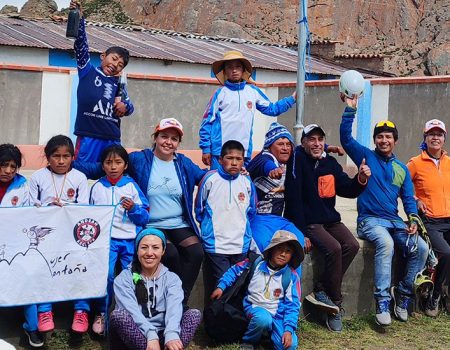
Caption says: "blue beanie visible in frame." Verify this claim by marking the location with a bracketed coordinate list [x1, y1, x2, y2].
[263, 122, 294, 149]
[135, 228, 167, 251]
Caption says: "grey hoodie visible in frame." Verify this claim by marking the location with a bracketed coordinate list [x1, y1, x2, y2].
[113, 263, 183, 344]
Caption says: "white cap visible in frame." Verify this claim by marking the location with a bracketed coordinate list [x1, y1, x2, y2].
[424, 119, 446, 134]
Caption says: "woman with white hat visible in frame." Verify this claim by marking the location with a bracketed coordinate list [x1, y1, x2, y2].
[407, 118, 450, 317]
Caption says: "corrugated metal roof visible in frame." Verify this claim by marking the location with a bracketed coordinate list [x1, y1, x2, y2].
[0, 15, 381, 76]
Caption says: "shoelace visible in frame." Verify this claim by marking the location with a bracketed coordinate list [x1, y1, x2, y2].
[378, 300, 390, 313]
[74, 312, 88, 324]
[399, 296, 411, 309]
[40, 312, 53, 323]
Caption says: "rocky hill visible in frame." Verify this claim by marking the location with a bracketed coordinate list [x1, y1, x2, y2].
[2, 0, 448, 76]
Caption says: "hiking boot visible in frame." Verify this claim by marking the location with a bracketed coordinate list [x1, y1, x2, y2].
[305, 291, 339, 314]
[72, 310, 89, 333]
[424, 294, 440, 317]
[240, 343, 254, 350]
[391, 286, 411, 322]
[37, 311, 54, 332]
[92, 313, 105, 335]
[24, 330, 44, 348]
[375, 299, 391, 326]
[326, 308, 344, 332]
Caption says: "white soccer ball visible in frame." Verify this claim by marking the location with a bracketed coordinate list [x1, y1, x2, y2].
[339, 70, 365, 98]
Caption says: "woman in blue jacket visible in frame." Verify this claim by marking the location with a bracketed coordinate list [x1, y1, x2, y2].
[76, 118, 206, 310]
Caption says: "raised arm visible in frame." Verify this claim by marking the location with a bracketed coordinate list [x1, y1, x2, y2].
[254, 85, 295, 116]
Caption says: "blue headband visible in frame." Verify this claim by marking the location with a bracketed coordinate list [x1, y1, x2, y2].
[135, 228, 167, 250]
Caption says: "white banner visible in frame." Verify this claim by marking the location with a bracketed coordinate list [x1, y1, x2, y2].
[0, 205, 115, 307]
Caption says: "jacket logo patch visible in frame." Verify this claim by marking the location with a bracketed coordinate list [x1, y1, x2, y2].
[67, 188, 75, 199]
[273, 288, 282, 298]
[11, 196, 19, 206]
[247, 101, 253, 109]
[238, 192, 246, 202]
[73, 218, 100, 248]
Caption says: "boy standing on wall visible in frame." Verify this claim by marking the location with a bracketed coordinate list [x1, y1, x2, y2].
[70, 1, 134, 163]
[199, 51, 296, 169]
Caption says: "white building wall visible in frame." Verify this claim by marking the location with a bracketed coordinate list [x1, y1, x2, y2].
[252, 87, 279, 152]
[0, 47, 48, 66]
[39, 72, 72, 144]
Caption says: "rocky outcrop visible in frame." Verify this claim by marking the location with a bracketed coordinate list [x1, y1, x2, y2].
[4, 0, 448, 76]
[0, 5, 18, 14]
[20, 0, 57, 18]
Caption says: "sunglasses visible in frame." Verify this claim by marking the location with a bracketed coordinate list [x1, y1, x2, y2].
[376, 120, 396, 128]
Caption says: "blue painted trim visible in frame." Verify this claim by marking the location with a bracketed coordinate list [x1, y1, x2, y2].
[69, 73, 79, 142]
[49, 49, 101, 68]
[356, 80, 372, 147]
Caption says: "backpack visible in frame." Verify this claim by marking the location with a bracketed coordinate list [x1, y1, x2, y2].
[204, 254, 292, 344]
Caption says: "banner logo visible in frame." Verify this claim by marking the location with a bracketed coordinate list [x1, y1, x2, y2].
[73, 218, 100, 248]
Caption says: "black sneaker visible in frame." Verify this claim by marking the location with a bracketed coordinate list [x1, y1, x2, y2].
[24, 330, 44, 348]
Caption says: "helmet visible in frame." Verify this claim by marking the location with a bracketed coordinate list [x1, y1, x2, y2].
[339, 70, 365, 98]
[414, 269, 434, 298]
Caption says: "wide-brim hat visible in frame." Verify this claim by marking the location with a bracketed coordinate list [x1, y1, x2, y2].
[263, 230, 305, 269]
[212, 50, 253, 85]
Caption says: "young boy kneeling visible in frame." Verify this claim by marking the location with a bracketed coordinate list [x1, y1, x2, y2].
[211, 230, 304, 350]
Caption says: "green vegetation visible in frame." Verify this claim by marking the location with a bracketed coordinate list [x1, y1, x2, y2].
[18, 312, 449, 349]
[83, 0, 132, 24]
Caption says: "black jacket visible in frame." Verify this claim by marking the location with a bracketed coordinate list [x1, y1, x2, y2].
[284, 146, 366, 231]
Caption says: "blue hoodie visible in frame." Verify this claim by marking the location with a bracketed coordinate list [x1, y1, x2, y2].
[340, 106, 417, 224]
[113, 264, 183, 343]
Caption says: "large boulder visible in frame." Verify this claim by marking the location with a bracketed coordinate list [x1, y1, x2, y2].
[20, 0, 58, 18]
[0, 5, 18, 14]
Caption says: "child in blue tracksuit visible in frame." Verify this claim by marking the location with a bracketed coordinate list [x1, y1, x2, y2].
[199, 50, 296, 169]
[211, 230, 304, 350]
[70, 1, 134, 163]
[195, 140, 257, 299]
[89, 145, 149, 334]
[0, 144, 44, 348]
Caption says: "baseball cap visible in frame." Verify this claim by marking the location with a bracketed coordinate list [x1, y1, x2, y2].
[301, 124, 325, 140]
[154, 118, 184, 136]
[424, 119, 446, 134]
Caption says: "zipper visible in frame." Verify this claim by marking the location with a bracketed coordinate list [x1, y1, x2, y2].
[238, 89, 241, 112]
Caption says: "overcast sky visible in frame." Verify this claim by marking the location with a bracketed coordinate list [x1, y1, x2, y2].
[0, 1, 69, 10]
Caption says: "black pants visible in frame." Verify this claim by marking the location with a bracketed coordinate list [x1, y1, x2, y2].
[423, 217, 450, 298]
[159, 227, 204, 307]
[203, 252, 247, 306]
[306, 222, 359, 306]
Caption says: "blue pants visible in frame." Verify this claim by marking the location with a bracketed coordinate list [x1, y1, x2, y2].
[357, 217, 428, 300]
[250, 214, 304, 277]
[23, 304, 38, 332]
[243, 306, 298, 350]
[75, 136, 119, 163]
[96, 238, 134, 314]
[210, 155, 251, 170]
[38, 299, 90, 313]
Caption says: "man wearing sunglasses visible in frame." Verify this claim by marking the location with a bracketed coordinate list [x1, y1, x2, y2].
[339, 96, 428, 327]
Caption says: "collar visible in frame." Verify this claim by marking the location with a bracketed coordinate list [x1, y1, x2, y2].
[217, 165, 240, 180]
[422, 149, 446, 161]
[224, 80, 246, 91]
[374, 148, 396, 162]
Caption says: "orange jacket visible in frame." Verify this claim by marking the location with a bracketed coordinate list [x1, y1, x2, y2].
[407, 150, 450, 218]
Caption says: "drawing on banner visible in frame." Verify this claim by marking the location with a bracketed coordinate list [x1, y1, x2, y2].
[0, 218, 99, 278]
